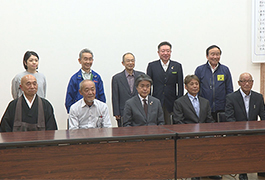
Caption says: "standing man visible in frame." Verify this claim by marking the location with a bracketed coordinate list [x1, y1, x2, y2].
[0, 75, 57, 132]
[147, 41, 183, 124]
[173, 75, 214, 125]
[69, 80, 112, 129]
[123, 74, 164, 127]
[65, 48, 106, 113]
[225, 72, 265, 180]
[195, 45, 233, 121]
[111, 52, 144, 127]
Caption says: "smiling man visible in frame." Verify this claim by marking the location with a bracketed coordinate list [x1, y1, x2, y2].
[195, 45, 233, 122]
[225, 73, 265, 180]
[65, 48, 106, 113]
[122, 74, 164, 127]
[69, 80, 112, 129]
[111, 52, 144, 127]
[147, 41, 183, 125]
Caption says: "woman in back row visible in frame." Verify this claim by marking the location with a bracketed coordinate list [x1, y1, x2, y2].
[11, 51, 46, 99]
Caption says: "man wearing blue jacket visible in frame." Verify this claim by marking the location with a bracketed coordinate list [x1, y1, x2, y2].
[195, 46, 233, 180]
[195, 45, 233, 122]
[65, 48, 106, 113]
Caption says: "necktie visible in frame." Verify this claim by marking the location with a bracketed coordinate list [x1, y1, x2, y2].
[193, 97, 200, 117]
[143, 99, 148, 117]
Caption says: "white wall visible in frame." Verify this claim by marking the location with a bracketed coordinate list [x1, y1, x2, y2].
[0, 0, 259, 130]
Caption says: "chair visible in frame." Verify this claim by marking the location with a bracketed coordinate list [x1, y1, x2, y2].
[217, 112, 226, 122]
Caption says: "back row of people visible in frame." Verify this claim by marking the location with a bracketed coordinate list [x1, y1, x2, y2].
[2, 41, 263, 129]
[1, 42, 264, 179]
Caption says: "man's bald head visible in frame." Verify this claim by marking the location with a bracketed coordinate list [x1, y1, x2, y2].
[238, 72, 254, 95]
[20, 74, 38, 98]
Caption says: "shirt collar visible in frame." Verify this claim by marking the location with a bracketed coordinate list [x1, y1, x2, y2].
[208, 61, 219, 73]
[160, 59, 170, 66]
[81, 69, 91, 74]
[23, 93, 36, 108]
[81, 98, 95, 108]
[138, 94, 148, 102]
[240, 88, 251, 97]
[187, 93, 198, 100]
[125, 70, 135, 77]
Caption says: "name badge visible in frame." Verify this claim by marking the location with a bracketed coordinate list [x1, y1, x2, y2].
[217, 75, 224, 81]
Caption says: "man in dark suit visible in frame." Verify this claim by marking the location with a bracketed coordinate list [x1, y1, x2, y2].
[147, 41, 183, 125]
[173, 75, 214, 125]
[173, 75, 216, 180]
[111, 53, 144, 127]
[123, 74, 164, 127]
[225, 72, 265, 180]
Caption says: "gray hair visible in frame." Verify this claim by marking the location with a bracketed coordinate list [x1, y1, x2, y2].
[122, 52, 135, 62]
[79, 48, 93, 59]
[79, 79, 95, 90]
[135, 74, 153, 87]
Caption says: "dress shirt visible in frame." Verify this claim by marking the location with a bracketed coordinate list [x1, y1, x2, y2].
[125, 70, 135, 93]
[81, 69, 92, 80]
[138, 94, 149, 107]
[69, 99, 112, 129]
[240, 88, 251, 119]
[160, 59, 170, 72]
[208, 61, 219, 73]
[188, 93, 200, 117]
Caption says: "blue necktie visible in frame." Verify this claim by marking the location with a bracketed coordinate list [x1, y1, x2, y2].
[193, 97, 200, 117]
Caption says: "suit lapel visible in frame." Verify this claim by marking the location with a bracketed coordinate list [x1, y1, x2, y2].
[184, 94, 199, 121]
[121, 70, 132, 94]
[236, 90, 248, 119]
[132, 71, 139, 94]
[135, 96, 147, 120]
[248, 91, 255, 120]
[147, 96, 153, 122]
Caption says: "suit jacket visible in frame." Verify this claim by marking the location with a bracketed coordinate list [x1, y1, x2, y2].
[111, 70, 144, 117]
[225, 89, 265, 122]
[173, 93, 214, 124]
[147, 60, 183, 113]
[123, 95, 164, 127]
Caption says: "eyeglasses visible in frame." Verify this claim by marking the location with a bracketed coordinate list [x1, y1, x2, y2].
[139, 84, 151, 89]
[239, 80, 254, 84]
[124, 59, 135, 62]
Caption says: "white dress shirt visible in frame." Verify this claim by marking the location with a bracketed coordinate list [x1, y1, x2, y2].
[240, 88, 251, 118]
[160, 59, 170, 72]
[69, 99, 112, 129]
[81, 69, 92, 80]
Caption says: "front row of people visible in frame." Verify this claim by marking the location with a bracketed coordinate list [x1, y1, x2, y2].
[2, 72, 264, 131]
[0, 72, 264, 179]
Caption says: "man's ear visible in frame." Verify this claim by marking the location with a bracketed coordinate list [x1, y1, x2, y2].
[19, 84, 23, 91]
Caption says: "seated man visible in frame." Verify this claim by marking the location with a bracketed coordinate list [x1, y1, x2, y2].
[225, 72, 265, 180]
[0, 75, 57, 132]
[173, 75, 215, 180]
[69, 80, 112, 129]
[173, 75, 214, 124]
[123, 74, 164, 126]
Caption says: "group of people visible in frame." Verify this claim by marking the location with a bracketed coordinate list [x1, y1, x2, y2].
[0, 41, 264, 180]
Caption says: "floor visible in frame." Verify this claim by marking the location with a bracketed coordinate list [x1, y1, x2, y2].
[178, 173, 265, 180]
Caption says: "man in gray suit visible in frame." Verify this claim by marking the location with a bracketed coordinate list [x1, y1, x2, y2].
[225, 72, 265, 180]
[123, 74, 164, 127]
[173, 75, 214, 124]
[111, 53, 144, 127]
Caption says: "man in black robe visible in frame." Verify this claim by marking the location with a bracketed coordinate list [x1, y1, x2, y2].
[0, 74, 57, 132]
